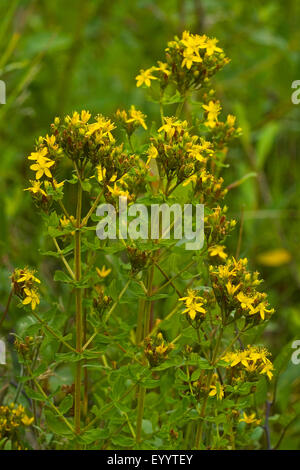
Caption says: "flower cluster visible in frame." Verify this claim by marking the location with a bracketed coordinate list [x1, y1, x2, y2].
[14, 335, 35, 359]
[147, 117, 227, 205]
[0, 403, 33, 447]
[205, 205, 236, 246]
[11, 268, 40, 311]
[25, 110, 148, 208]
[210, 257, 274, 323]
[144, 332, 174, 367]
[190, 372, 224, 401]
[222, 345, 274, 381]
[201, 108, 242, 149]
[127, 246, 151, 274]
[115, 106, 147, 134]
[92, 285, 112, 318]
[136, 31, 230, 93]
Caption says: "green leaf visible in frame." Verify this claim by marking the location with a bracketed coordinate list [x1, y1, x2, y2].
[53, 270, 73, 283]
[111, 434, 135, 448]
[44, 410, 73, 436]
[256, 122, 279, 169]
[58, 394, 73, 414]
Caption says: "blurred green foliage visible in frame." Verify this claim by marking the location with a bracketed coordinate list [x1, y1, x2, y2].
[0, 0, 299, 449]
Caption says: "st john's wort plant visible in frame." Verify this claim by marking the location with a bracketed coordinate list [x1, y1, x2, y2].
[1, 31, 281, 450]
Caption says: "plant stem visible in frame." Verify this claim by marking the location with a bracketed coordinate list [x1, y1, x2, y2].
[28, 366, 74, 433]
[81, 189, 103, 227]
[74, 180, 83, 435]
[136, 264, 154, 444]
[136, 386, 146, 444]
[0, 288, 13, 328]
[52, 237, 75, 280]
[83, 306, 88, 422]
[82, 279, 131, 351]
[195, 326, 224, 449]
[31, 310, 76, 352]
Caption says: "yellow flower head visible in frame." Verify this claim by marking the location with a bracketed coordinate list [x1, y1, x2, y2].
[126, 105, 147, 130]
[239, 412, 261, 426]
[202, 101, 222, 128]
[96, 266, 112, 278]
[30, 156, 55, 180]
[22, 288, 40, 310]
[136, 67, 157, 87]
[208, 245, 228, 260]
[24, 180, 47, 197]
[179, 289, 206, 321]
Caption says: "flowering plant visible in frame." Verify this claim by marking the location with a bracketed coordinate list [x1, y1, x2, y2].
[1, 31, 281, 451]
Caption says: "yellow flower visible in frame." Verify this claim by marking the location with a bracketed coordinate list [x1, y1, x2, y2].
[205, 38, 223, 56]
[208, 245, 227, 260]
[156, 61, 170, 76]
[28, 146, 49, 161]
[96, 266, 112, 278]
[22, 288, 40, 310]
[16, 269, 40, 285]
[60, 215, 76, 228]
[249, 301, 274, 321]
[227, 114, 236, 127]
[126, 105, 147, 130]
[202, 101, 222, 128]
[146, 144, 158, 165]
[86, 115, 115, 139]
[181, 31, 207, 54]
[44, 134, 59, 150]
[96, 165, 117, 183]
[236, 291, 255, 310]
[239, 412, 261, 425]
[136, 67, 157, 87]
[181, 49, 202, 70]
[30, 157, 55, 180]
[158, 117, 187, 139]
[24, 180, 47, 197]
[182, 174, 197, 187]
[179, 289, 206, 321]
[21, 415, 34, 426]
[209, 384, 224, 400]
[80, 110, 91, 123]
[107, 183, 130, 198]
[52, 179, 64, 189]
[226, 281, 240, 296]
[259, 362, 274, 380]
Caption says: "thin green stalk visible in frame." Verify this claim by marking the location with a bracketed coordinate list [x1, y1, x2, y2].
[31, 310, 76, 353]
[52, 237, 75, 280]
[154, 260, 182, 297]
[136, 264, 154, 444]
[0, 288, 13, 328]
[74, 180, 83, 435]
[195, 326, 224, 449]
[81, 189, 103, 227]
[136, 386, 146, 444]
[28, 366, 74, 434]
[82, 279, 131, 351]
[136, 299, 145, 345]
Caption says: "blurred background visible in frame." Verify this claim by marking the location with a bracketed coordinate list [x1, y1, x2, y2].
[0, 0, 299, 448]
